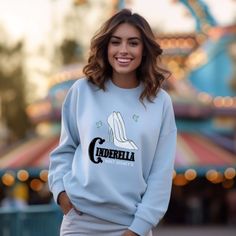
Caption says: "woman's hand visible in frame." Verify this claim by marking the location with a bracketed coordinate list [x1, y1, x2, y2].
[122, 229, 139, 236]
[58, 191, 73, 215]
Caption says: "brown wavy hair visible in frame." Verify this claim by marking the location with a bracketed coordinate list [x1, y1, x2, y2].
[83, 8, 170, 102]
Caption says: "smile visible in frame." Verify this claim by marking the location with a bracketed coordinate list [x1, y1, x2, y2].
[115, 57, 133, 63]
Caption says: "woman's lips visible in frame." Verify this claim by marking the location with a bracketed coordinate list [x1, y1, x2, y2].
[116, 57, 132, 64]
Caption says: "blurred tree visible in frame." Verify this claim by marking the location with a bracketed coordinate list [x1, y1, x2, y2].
[60, 0, 112, 61]
[73, 0, 87, 6]
[60, 39, 83, 65]
[0, 27, 31, 142]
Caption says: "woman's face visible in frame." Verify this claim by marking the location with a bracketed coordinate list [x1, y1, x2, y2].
[108, 23, 143, 78]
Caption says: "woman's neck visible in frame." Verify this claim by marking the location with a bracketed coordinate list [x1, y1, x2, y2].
[111, 73, 139, 89]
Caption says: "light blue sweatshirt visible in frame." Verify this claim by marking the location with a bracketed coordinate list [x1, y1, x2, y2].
[48, 78, 177, 236]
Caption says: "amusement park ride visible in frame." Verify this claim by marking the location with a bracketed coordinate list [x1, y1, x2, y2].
[0, 0, 235, 188]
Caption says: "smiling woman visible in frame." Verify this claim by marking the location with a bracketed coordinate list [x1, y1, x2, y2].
[48, 8, 177, 236]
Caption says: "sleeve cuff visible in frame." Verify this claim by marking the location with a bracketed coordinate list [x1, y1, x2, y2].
[50, 182, 65, 205]
[128, 216, 153, 236]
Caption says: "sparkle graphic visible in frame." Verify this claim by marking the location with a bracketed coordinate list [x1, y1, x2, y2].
[132, 114, 139, 122]
[96, 121, 103, 128]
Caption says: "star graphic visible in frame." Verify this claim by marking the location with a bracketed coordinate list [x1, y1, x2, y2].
[96, 121, 103, 128]
[132, 114, 139, 122]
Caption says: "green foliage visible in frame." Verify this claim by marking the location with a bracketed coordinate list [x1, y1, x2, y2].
[0, 40, 31, 141]
[60, 39, 82, 65]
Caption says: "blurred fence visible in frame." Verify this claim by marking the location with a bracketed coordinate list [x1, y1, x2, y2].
[0, 204, 62, 236]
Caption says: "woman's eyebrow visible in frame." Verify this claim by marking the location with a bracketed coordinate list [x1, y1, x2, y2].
[110, 36, 141, 41]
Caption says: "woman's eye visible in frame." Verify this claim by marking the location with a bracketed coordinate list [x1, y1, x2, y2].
[129, 41, 139, 46]
[110, 41, 120, 45]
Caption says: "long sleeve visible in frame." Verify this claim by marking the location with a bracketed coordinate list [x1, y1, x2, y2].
[129, 97, 177, 236]
[48, 86, 80, 204]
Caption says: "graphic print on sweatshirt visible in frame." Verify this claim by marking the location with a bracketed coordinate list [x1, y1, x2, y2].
[108, 111, 138, 150]
[88, 111, 138, 166]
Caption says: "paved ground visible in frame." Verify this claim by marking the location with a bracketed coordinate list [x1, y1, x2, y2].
[153, 226, 236, 236]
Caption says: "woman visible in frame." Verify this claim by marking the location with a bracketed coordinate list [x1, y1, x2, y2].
[48, 8, 177, 236]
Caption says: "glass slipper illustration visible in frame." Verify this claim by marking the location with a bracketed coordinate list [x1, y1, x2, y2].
[108, 112, 138, 150]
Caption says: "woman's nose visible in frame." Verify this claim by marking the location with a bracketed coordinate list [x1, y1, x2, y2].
[119, 42, 128, 53]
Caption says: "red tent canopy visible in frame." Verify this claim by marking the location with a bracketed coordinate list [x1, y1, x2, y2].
[0, 133, 235, 176]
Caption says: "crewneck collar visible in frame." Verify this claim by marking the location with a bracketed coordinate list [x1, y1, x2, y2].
[106, 79, 143, 94]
